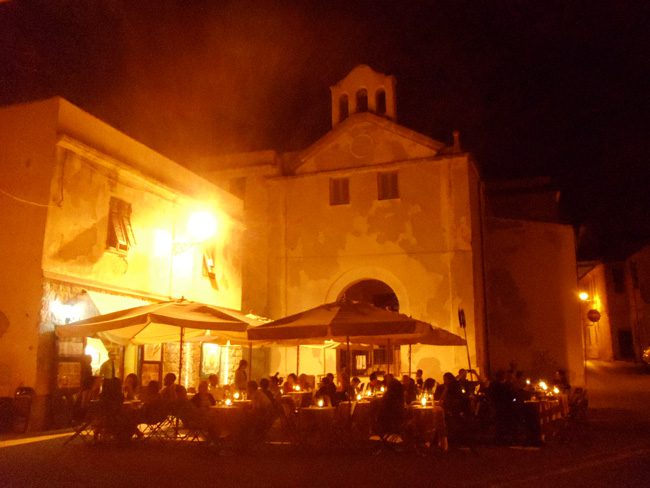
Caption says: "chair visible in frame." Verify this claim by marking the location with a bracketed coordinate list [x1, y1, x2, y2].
[13, 387, 35, 433]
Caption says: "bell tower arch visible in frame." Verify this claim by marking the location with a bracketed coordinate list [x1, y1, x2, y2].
[330, 65, 397, 127]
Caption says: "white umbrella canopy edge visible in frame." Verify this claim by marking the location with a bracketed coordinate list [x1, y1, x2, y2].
[55, 299, 262, 345]
[246, 300, 465, 346]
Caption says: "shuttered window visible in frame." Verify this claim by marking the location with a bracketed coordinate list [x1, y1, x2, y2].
[377, 171, 399, 200]
[329, 178, 350, 205]
[106, 197, 135, 253]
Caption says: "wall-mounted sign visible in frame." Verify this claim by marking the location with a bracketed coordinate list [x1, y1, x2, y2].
[587, 309, 601, 323]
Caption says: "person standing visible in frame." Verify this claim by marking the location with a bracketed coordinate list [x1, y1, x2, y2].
[234, 359, 248, 393]
[99, 350, 119, 379]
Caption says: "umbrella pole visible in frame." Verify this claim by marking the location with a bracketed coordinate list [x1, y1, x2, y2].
[408, 344, 412, 378]
[463, 326, 473, 377]
[176, 325, 185, 439]
[347, 336, 352, 428]
[296, 345, 300, 375]
[179, 326, 185, 386]
[387, 340, 391, 375]
[248, 341, 253, 380]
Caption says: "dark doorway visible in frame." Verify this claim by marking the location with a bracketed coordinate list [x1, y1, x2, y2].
[617, 330, 635, 359]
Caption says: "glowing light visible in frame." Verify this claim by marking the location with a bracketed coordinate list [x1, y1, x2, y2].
[225, 398, 232, 406]
[153, 229, 172, 256]
[317, 399, 324, 408]
[365, 390, 372, 397]
[525, 379, 531, 385]
[579, 292, 589, 301]
[420, 396, 427, 407]
[234, 391, 240, 400]
[380, 386, 385, 393]
[187, 211, 218, 242]
[294, 385, 301, 392]
[539, 381, 548, 391]
[50, 299, 84, 324]
[553, 386, 560, 395]
[356, 394, 362, 401]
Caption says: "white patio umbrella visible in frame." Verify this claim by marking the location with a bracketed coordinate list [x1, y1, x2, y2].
[247, 299, 465, 373]
[55, 299, 262, 381]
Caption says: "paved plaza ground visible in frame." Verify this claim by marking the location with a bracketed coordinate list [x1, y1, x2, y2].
[1, 361, 649, 487]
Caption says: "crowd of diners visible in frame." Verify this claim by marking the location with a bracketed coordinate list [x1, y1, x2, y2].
[72, 358, 581, 447]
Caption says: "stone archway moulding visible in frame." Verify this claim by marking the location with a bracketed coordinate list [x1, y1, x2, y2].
[324, 267, 411, 316]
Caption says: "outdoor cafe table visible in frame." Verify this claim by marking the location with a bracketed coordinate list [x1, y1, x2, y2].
[208, 404, 248, 438]
[408, 404, 448, 450]
[523, 397, 565, 444]
[286, 391, 313, 408]
[336, 400, 375, 437]
[297, 406, 337, 445]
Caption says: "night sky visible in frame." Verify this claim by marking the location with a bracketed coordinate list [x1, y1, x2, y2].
[1, 0, 648, 258]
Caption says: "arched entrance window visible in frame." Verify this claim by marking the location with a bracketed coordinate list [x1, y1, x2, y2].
[338, 279, 399, 311]
[337, 279, 400, 376]
[339, 94, 349, 122]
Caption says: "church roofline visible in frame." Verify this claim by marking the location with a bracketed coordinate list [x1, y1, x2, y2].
[289, 111, 445, 174]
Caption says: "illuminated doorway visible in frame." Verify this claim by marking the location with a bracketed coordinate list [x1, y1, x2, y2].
[337, 279, 400, 376]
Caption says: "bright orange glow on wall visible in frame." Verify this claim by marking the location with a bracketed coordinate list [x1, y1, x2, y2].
[187, 211, 218, 242]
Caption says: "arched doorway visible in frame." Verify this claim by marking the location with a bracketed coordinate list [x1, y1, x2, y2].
[338, 279, 399, 312]
[337, 279, 400, 376]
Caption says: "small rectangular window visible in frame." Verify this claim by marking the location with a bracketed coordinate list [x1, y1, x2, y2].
[377, 171, 399, 200]
[329, 177, 350, 205]
[106, 197, 135, 253]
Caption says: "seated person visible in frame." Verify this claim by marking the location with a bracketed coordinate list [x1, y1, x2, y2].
[139, 380, 167, 424]
[245, 381, 274, 442]
[350, 376, 362, 397]
[207, 374, 225, 402]
[315, 375, 338, 406]
[553, 369, 571, 393]
[375, 378, 405, 437]
[269, 373, 283, 399]
[191, 380, 216, 409]
[72, 375, 102, 423]
[422, 378, 436, 396]
[415, 369, 424, 390]
[160, 372, 187, 402]
[283, 373, 298, 392]
[440, 372, 470, 418]
[298, 373, 313, 391]
[366, 372, 381, 394]
[122, 373, 139, 401]
[401, 375, 418, 404]
[98, 377, 139, 441]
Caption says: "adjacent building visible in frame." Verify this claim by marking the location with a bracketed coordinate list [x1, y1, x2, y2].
[0, 98, 243, 428]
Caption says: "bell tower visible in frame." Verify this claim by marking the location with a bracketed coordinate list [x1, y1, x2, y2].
[330, 65, 397, 128]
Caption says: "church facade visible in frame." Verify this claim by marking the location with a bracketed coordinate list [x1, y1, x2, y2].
[203, 65, 583, 384]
